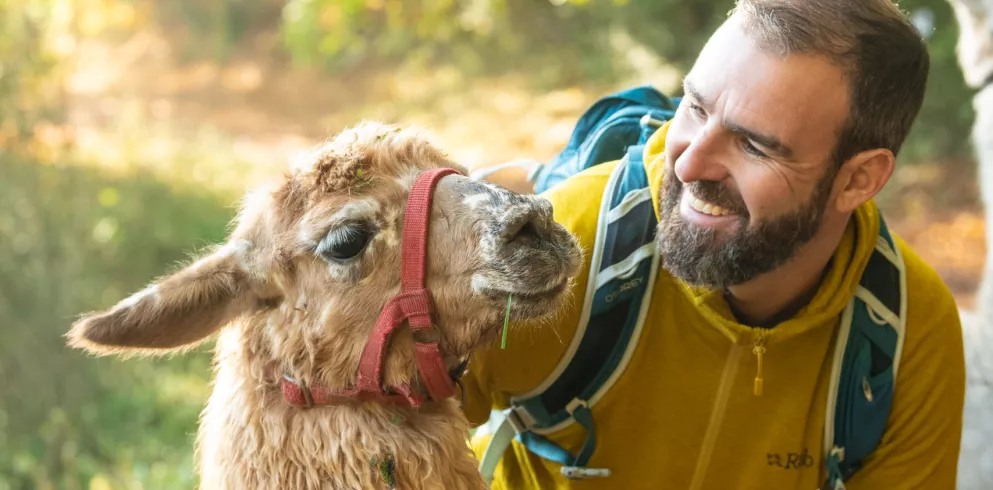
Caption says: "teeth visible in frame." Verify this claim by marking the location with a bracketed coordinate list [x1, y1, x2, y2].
[689, 196, 730, 217]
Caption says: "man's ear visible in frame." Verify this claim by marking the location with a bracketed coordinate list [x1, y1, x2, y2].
[833, 148, 895, 213]
[66, 239, 258, 357]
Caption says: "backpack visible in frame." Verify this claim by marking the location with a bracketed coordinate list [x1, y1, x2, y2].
[473, 85, 908, 490]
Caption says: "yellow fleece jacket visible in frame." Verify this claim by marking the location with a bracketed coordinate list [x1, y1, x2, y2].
[462, 123, 966, 489]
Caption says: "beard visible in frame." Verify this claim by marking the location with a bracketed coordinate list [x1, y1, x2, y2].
[657, 162, 836, 290]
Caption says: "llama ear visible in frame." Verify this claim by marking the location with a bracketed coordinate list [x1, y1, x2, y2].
[67, 239, 258, 357]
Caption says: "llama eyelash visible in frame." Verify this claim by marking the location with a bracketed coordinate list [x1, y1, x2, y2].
[314, 224, 367, 258]
[313, 222, 379, 283]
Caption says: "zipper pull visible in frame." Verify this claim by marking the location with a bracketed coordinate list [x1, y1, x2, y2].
[752, 336, 767, 396]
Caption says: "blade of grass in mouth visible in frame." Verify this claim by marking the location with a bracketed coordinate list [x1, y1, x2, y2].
[501, 295, 512, 349]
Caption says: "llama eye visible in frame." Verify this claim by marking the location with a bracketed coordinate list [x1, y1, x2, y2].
[317, 223, 374, 262]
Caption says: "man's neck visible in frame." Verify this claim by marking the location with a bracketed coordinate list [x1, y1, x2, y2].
[724, 221, 846, 328]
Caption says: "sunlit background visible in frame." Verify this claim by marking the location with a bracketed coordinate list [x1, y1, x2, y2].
[0, 0, 985, 488]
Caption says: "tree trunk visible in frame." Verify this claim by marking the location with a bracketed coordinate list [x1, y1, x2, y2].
[946, 2, 993, 489]
[949, 0, 993, 323]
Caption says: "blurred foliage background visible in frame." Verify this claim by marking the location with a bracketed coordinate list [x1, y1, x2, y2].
[0, 0, 985, 488]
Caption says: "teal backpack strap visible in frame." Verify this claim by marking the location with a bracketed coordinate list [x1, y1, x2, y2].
[477, 87, 679, 485]
[822, 217, 907, 489]
[478, 136, 663, 485]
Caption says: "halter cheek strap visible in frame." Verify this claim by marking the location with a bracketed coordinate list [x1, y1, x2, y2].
[281, 167, 462, 408]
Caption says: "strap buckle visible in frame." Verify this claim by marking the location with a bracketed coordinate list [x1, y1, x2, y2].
[639, 113, 666, 129]
[821, 446, 847, 490]
[283, 374, 315, 409]
[506, 406, 531, 433]
[565, 398, 588, 416]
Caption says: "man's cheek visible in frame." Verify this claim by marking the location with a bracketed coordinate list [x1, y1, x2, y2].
[665, 117, 695, 156]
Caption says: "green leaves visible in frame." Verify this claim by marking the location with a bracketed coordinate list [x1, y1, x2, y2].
[0, 157, 231, 489]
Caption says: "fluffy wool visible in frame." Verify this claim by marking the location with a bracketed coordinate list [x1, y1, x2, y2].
[66, 121, 582, 489]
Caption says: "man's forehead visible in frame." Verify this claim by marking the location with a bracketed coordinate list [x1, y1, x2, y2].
[686, 18, 851, 156]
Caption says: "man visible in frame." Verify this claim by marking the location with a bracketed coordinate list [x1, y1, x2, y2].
[460, 1, 967, 488]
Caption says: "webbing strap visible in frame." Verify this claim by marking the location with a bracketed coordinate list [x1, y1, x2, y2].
[518, 432, 573, 466]
[569, 404, 598, 467]
[822, 447, 848, 490]
[478, 411, 518, 485]
[283, 167, 461, 409]
[516, 402, 597, 468]
[478, 403, 601, 480]
[822, 217, 904, 489]
[355, 167, 460, 403]
[478, 97, 667, 482]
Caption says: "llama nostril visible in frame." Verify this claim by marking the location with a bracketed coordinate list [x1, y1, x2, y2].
[502, 212, 547, 245]
[511, 221, 539, 243]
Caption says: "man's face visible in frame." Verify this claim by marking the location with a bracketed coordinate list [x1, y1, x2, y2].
[658, 15, 851, 290]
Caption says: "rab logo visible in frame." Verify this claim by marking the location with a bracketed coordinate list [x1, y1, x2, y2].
[767, 449, 815, 470]
[604, 276, 645, 303]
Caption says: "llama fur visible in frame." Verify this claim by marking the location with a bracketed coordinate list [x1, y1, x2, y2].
[66, 122, 583, 489]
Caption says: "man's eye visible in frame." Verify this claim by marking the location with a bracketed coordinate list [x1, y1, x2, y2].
[741, 139, 769, 158]
[689, 103, 707, 118]
[317, 223, 374, 262]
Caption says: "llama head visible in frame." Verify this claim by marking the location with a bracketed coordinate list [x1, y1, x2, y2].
[66, 122, 582, 396]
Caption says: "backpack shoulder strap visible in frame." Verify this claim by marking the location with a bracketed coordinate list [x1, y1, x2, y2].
[478, 140, 662, 484]
[822, 216, 907, 489]
[477, 87, 679, 485]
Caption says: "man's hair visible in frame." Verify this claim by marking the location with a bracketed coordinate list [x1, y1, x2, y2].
[730, 0, 930, 166]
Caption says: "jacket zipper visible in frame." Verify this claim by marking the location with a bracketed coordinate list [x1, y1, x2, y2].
[753, 333, 768, 396]
[689, 332, 770, 490]
[688, 343, 744, 490]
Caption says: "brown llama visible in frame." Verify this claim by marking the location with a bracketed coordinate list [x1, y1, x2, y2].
[65, 122, 583, 489]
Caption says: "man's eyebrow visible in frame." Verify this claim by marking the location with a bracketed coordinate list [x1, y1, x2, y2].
[683, 77, 794, 158]
[726, 122, 794, 158]
[682, 79, 707, 107]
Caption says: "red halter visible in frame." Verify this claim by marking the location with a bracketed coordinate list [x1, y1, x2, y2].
[281, 167, 463, 408]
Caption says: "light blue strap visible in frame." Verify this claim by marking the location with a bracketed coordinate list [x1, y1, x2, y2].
[517, 432, 574, 466]
[478, 410, 519, 485]
[516, 400, 598, 468]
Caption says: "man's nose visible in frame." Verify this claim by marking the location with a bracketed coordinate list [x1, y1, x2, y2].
[674, 126, 731, 184]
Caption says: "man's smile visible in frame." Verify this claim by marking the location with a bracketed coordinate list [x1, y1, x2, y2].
[679, 187, 738, 230]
